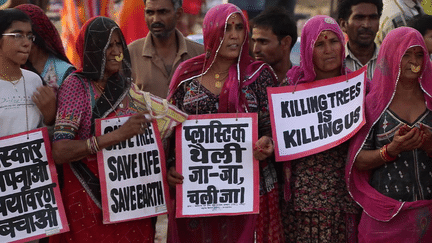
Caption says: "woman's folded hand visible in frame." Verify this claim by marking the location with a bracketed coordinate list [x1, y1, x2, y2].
[253, 135, 274, 161]
[167, 166, 183, 188]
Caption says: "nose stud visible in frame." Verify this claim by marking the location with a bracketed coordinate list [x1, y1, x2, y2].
[115, 53, 124, 62]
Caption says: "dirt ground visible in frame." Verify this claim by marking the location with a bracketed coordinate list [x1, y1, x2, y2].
[297, 0, 334, 16]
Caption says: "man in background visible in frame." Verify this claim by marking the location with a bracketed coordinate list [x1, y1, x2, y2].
[338, 0, 383, 80]
[251, 7, 297, 84]
[409, 14, 432, 58]
[128, 0, 203, 98]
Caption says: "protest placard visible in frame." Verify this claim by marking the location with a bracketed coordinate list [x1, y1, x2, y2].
[176, 113, 259, 218]
[0, 128, 69, 243]
[96, 115, 169, 224]
[268, 66, 367, 161]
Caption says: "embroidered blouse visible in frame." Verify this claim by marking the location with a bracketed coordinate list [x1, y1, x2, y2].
[365, 109, 432, 201]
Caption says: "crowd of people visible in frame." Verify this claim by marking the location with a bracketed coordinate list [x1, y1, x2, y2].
[1, 0, 432, 242]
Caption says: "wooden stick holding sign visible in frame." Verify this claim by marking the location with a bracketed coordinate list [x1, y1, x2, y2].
[176, 113, 259, 218]
[95, 115, 169, 224]
[0, 128, 69, 243]
[267, 66, 367, 161]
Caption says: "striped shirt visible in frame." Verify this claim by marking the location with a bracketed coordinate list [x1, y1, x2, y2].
[345, 43, 379, 81]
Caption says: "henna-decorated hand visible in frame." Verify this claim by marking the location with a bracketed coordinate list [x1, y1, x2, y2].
[253, 136, 274, 161]
[387, 124, 424, 157]
[116, 112, 152, 141]
[419, 124, 432, 155]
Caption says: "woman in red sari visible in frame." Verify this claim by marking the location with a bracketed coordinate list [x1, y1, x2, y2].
[166, 3, 282, 243]
[50, 16, 154, 242]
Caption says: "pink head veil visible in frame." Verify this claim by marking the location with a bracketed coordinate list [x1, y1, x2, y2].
[346, 27, 432, 221]
[168, 3, 275, 112]
[286, 15, 347, 85]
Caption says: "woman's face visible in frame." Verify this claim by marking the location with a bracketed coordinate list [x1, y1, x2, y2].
[400, 46, 424, 81]
[0, 21, 32, 67]
[104, 30, 123, 77]
[312, 30, 342, 78]
[217, 13, 246, 61]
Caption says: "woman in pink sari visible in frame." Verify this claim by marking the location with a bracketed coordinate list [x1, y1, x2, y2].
[347, 27, 432, 242]
[166, 3, 282, 243]
[281, 15, 360, 242]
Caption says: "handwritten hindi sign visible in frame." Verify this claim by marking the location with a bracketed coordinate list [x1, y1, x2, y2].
[176, 113, 259, 218]
[0, 128, 69, 243]
[268, 66, 367, 161]
[96, 115, 169, 224]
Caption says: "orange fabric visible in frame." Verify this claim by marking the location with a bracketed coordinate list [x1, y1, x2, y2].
[61, 0, 81, 68]
[118, 0, 148, 45]
[100, 0, 113, 17]
[61, 0, 114, 67]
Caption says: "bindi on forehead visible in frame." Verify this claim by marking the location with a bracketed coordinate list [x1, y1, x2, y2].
[405, 46, 423, 54]
[318, 31, 337, 40]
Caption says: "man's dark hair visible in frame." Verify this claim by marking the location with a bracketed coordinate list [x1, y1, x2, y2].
[144, 0, 182, 10]
[337, 0, 383, 22]
[408, 15, 432, 36]
[0, 9, 31, 36]
[250, 7, 297, 49]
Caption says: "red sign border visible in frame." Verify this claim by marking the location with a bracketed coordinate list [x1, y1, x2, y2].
[95, 114, 170, 224]
[1, 127, 70, 243]
[267, 66, 367, 161]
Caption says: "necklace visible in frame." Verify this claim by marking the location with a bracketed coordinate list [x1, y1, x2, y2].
[94, 82, 105, 92]
[1, 75, 22, 92]
[23, 74, 29, 138]
[212, 69, 229, 88]
[94, 82, 122, 119]
[96, 81, 126, 108]
[10, 78, 21, 92]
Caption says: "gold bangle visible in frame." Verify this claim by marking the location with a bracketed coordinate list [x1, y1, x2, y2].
[380, 144, 397, 162]
[93, 136, 100, 152]
[86, 138, 92, 153]
[379, 146, 386, 162]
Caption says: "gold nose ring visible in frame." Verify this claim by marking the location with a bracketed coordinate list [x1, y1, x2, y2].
[115, 53, 124, 62]
[411, 64, 421, 73]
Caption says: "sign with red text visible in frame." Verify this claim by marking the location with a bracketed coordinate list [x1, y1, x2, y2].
[268, 66, 367, 161]
[96, 115, 168, 224]
[0, 128, 69, 243]
[176, 113, 259, 218]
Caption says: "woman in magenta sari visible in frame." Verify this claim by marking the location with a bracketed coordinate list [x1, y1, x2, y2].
[347, 27, 432, 242]
[166, 3, 282, 243]
[281, 15, 360, 242]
